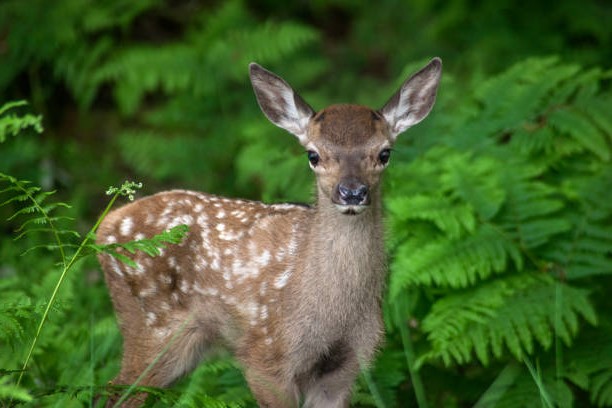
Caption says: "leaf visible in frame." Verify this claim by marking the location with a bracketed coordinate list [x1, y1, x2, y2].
[549, 108, 610, 161]
[387, 194, 476, 239]
[419, 275, 597, 366]
[91, 224, 190, 266]
[390, 223, 522, 294]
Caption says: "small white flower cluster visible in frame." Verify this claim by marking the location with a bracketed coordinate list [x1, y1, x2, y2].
[106, 181, 143, 201]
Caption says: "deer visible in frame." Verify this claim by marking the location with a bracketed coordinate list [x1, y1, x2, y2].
[97, 58, 442, 407]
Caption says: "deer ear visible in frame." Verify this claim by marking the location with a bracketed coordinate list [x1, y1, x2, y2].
[380, 58, 442, 140]
[249, 63, 315, 144]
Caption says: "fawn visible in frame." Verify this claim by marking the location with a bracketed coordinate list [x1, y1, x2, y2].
[97, 58, 442, 407]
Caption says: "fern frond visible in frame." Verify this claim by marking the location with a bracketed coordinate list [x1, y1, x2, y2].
[0, 281, 34, 350]
[390, 223, 522, 294]
[486, 363, 574, 408]
[0, 100, 43, 142]
[562, 322, 612, 407]
[90, 224, 189, 267]
[0, 174, 77, 264]
[94, 12, 317, 115]
[0, 376, 33, 403]
[172, 354, 251, 407]
[549, 107, 610, 161]
[387, 194, 476, 240]
[439, 152, 506, 221]
[419, 274, 597, 367]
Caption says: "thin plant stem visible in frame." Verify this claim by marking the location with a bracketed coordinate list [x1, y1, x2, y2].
[394, 302, 428, 408]
[359, 360, 386, 408]
[524, 357, 554, 408]
[15, 192, 121, 389]
[473, 362, 521, 407]
[555, 281, 563, 394]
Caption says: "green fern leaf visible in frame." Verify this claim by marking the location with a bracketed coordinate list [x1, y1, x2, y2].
[549, 107, 610, 161]
[390, 223, 522, 294]
[0, 100, 43, 142]
[419, 275, 597, 367]
[91, 224, 190, 267]
[387, 194, 476, 239]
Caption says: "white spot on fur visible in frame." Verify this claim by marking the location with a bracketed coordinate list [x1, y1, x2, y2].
[255, 250, 271, 267]
[146, 312, 157, 326]
[232, 258, 260, 283]
[154, 327, 170, 339]
[179, 280, 190, 293]
[134, 262, 145, 276]
[274, 269, 292, 289]
[120, 217, 133, 236]
[219, 230, 243, 241]
[106, 235, 117, 244]
[260, 305, 269, 320]
[197, 214, 208, 227]
[265, 337, 273, 346]
[109, 257, 123, 277]
[216, 223, 225, 232]
[139, 285, 157, 297]
[194, 283, 219, 297]
[288, 227, 298, 256]
[194, 255, 208, 271]
[221, 295, 237, 305]
[168, 214, 194, 229]
[145, 213, 155, 225]
[238, 301, 259, 325]
[216, 210, 226, 219]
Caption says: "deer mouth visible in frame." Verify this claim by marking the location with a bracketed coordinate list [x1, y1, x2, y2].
[335, 204, 368, 215]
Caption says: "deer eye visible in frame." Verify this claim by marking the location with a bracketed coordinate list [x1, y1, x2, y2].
[307, 150, 320, 167]
[378, 149, 391, 165]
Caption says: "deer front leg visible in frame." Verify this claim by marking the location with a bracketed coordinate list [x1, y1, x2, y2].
[301, 349, 360, 408]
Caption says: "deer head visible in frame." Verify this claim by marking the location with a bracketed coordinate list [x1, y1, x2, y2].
[249, 58, 442, 215]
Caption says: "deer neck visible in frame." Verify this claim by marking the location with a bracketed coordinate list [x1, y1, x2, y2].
[299, 187, 386, 305]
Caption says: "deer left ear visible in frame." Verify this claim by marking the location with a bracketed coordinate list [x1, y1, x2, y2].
[380, 58, 442, 140]
[249, 63, 315, 145]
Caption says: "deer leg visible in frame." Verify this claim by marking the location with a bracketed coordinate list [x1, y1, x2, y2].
[108, 323, 214, 406]
[301, 344, 361, 408]
[243, 365, 299, 408]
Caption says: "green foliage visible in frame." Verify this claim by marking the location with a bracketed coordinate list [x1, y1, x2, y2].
[0, 101, 43, 143]
[1, 1, 611, 406]
[92, 224, 189, 268]
[0, 151, 193, 406]
[386, 56, 612, 405]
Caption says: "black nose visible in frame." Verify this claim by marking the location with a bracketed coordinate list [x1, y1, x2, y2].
[337, 182, 368, 205]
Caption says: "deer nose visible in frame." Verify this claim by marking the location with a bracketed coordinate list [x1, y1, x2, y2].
[337, 181, 369, 205]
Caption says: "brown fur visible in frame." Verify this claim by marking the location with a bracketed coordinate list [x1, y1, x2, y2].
[98, 59, 442, 407]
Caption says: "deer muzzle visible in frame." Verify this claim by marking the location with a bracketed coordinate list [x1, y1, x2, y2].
[333, 179, 369, 214]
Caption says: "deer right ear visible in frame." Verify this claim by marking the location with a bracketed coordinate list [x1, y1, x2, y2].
[249, 63, 314, 144]
[380, 57, 442, 141]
